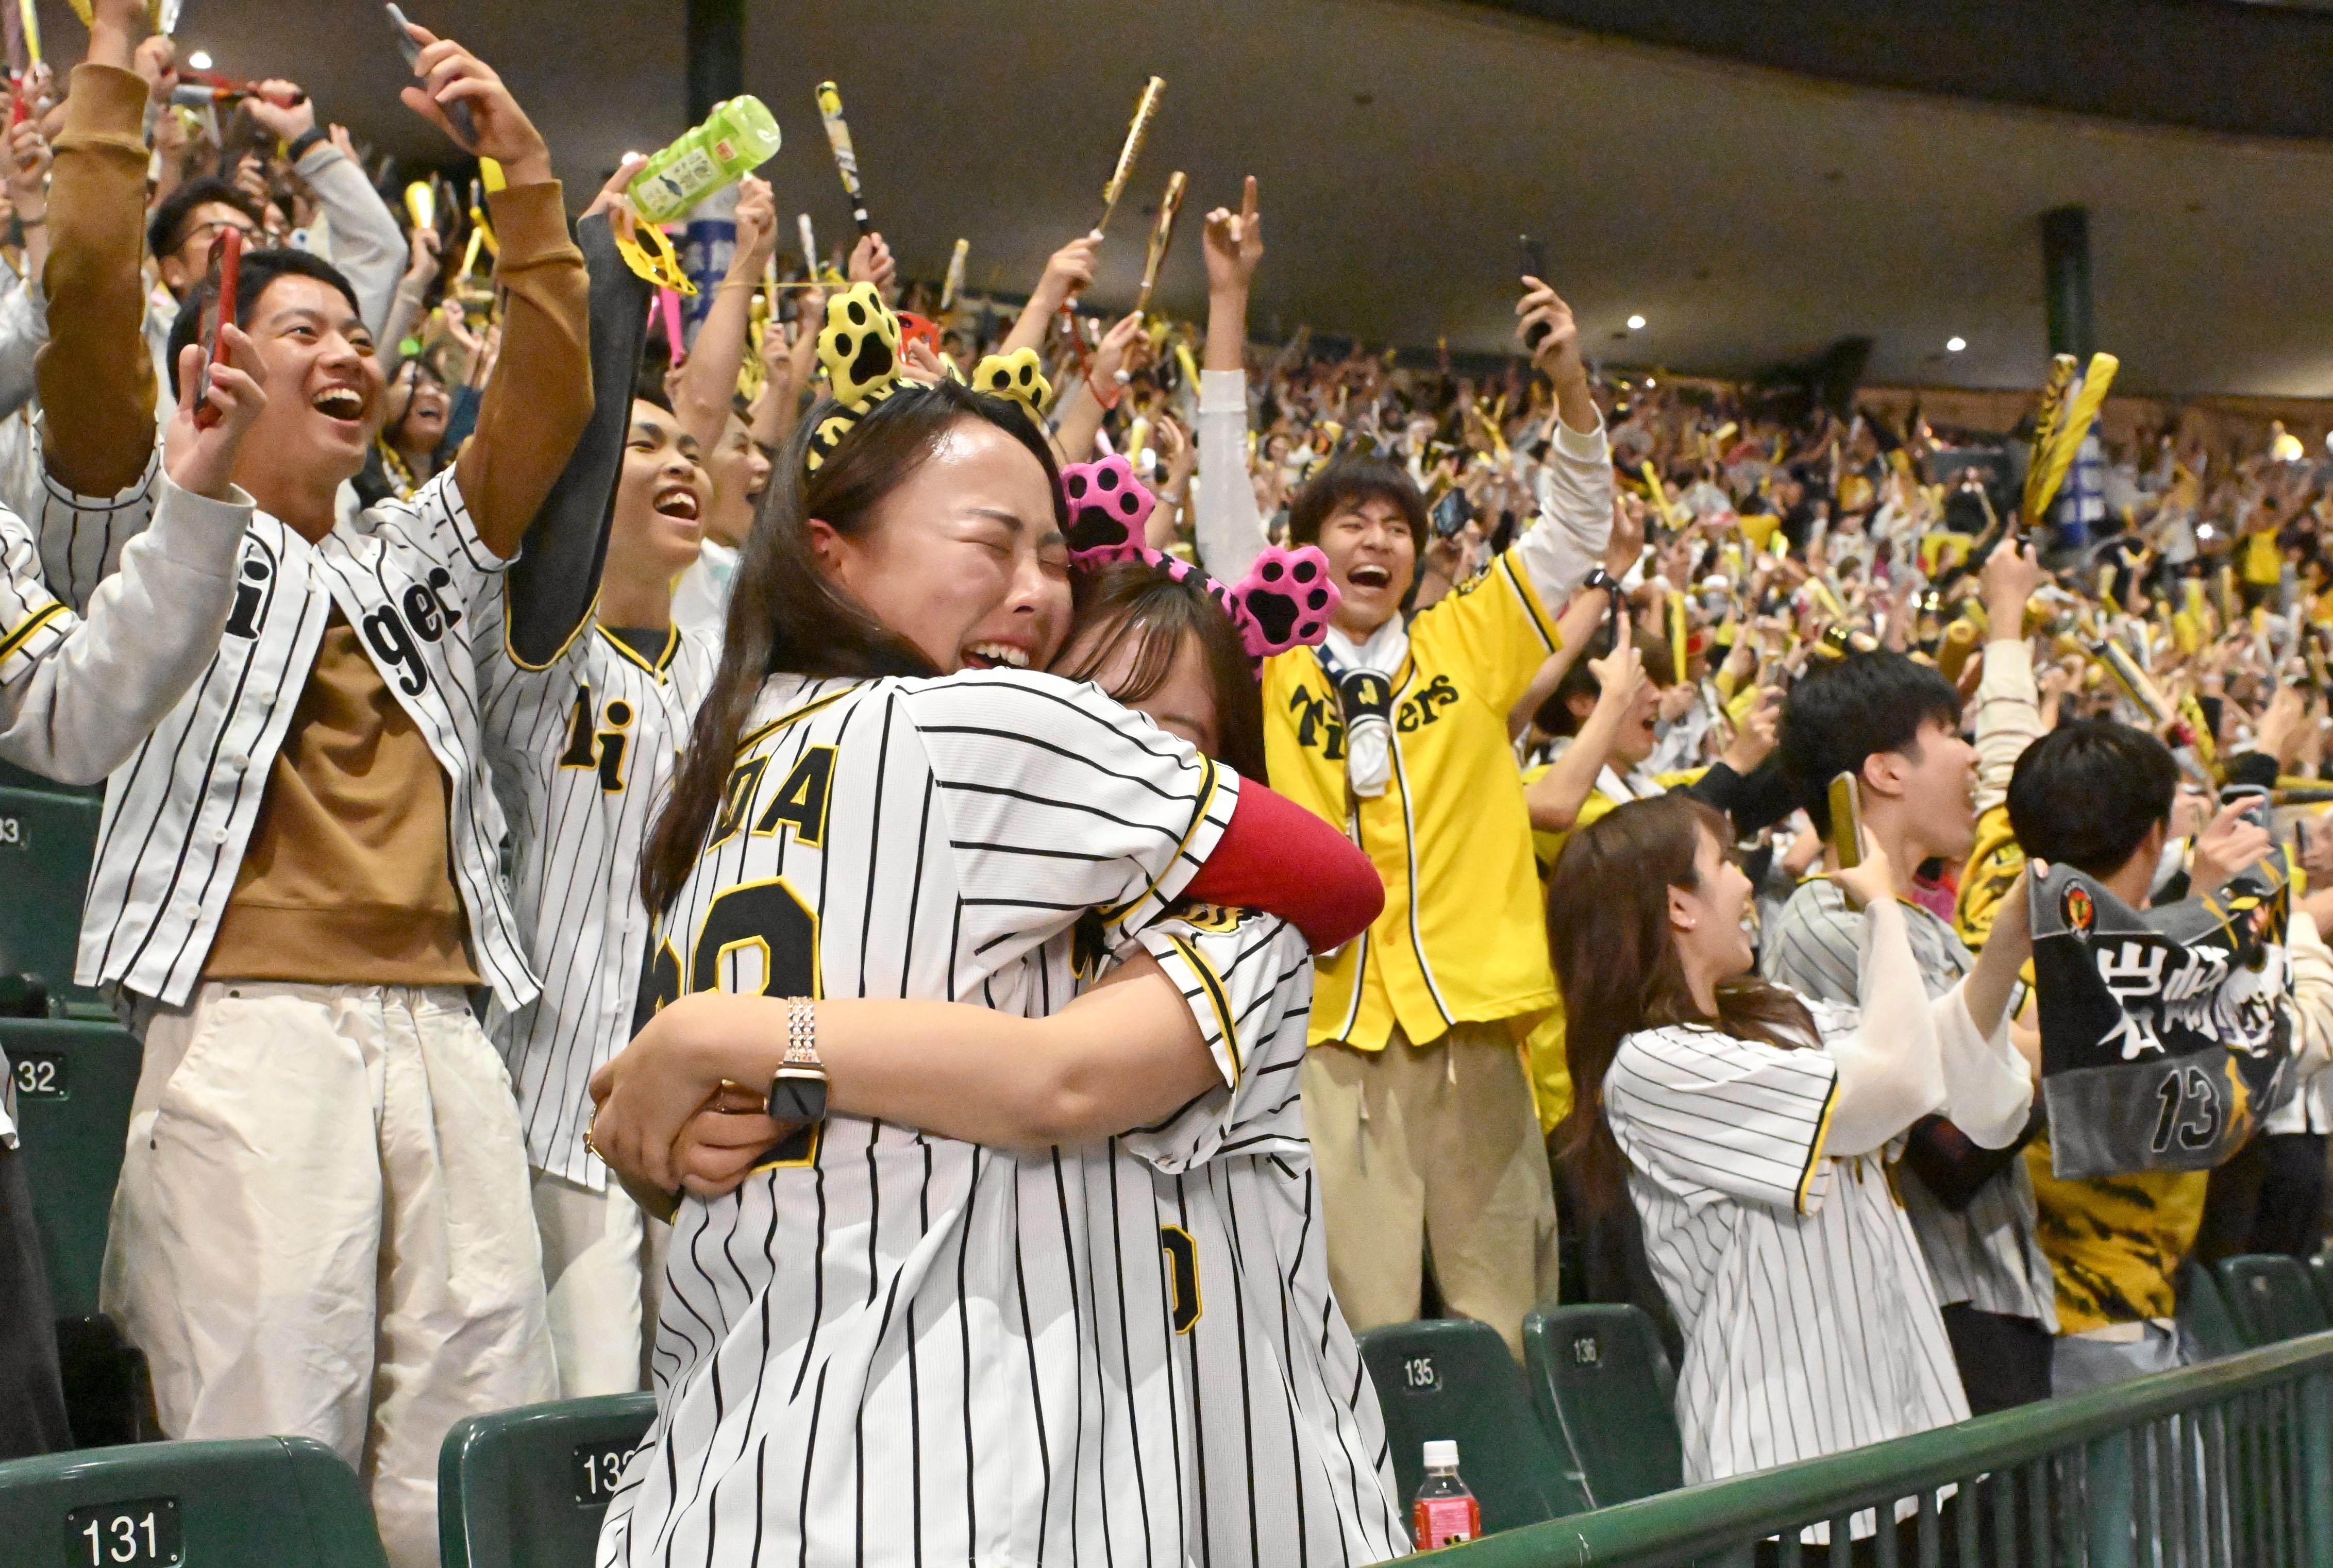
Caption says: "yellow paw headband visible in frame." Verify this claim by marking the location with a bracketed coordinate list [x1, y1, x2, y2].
[969, 348, 1050, 422]
[804, 283, 905, 473]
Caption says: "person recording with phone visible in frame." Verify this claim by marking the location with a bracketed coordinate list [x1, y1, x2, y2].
[1549, 792, 2034, 1529]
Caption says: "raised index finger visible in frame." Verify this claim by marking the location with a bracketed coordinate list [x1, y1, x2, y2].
[1240, 174, 1258, 221]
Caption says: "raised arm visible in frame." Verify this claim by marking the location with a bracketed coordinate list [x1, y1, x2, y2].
[398, 21, 591, 559]
[673, 175, 776, 458]
[1000, 233, 1097, 358]
[247, 87, 405, 335]
[1192, 176, 1267, 580]
[1817, 847, 1949, 1156]
[1971, 541, 2047, 815]
[38, 0, 158, 503]
[1526, 611, 1643, 832]
[1050, 311, 1147, 463]
[1514, 275, 1614, 608]
[0, 324, 266, 781]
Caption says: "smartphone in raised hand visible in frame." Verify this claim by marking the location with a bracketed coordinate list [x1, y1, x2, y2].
[1520, 234, 1549, 348]
[194, 226, 241, 430]
[385, 3, 478, 146]
[1827, 771, 1864, 870]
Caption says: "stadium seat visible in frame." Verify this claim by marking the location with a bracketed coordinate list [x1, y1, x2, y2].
[0, 1436, 387, 1567]
[0, 785, 103, 1011]
[2215, 1253, 2329, 1347]
[4, 1017, 140, 1320]
[2178, 1259, 2247, 1358]
[1357, 1317, 1590, 1536]
[439, 1393, 657, 1568]
[1520, 1303, 1683, 1508]
[2310, 1247, 2333, 1320]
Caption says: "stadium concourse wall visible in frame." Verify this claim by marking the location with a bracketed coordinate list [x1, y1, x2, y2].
[1423, 1330, 2333, 1567]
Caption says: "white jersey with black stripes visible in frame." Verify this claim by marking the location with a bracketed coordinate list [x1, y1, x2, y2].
[597, 666, 1242, 1568]
[1116, 905, 1409, 1566]
[474, 602, 719, 1190]
[47, 461, 540, 1010]
[1602, 1001, 1967, 1499]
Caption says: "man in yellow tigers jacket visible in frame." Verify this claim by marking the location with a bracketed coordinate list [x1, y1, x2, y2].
[1194, 183, 1610, 1356]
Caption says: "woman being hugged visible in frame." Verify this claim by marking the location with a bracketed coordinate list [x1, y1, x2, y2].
[1548, 793, 2034, 1533]
[594, 289, 1380, 1568]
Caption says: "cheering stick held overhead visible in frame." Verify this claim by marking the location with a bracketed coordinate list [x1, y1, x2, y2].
[1135, 170, 1186, 313]
[1096, 75, 1164, 238]
[815, 80, 871, 236]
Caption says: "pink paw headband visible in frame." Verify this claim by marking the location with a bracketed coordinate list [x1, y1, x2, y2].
[1060, 454, 1338, 662]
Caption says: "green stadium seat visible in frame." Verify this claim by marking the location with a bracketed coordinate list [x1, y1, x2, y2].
[1521, 1303, 1683, 1508]
[0, 785, 103, 1010]
[2179, 1259, 2247, 1358]
[0, 1436, 387, 1567]
[1357, 1318, 1590, 1536]
[2215, 1253, 2329, 1347]
[2310, 1247, 2333, 1320]
[4, 1018, 140, 1321]
[0, 756, 101, 797]
[439, 1393, 657, 1568]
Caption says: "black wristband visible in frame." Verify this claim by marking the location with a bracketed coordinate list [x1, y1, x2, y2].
[285, 127, 329, 163]
[1583, 567, 1620, 597]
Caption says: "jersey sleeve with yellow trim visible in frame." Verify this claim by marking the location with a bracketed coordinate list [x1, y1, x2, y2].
[1604, 1020, 1842, 1217]
[1116, 908, 1315, 1174]
[1408, 546, 1565, 718]
[1956, 802, 2027, 953]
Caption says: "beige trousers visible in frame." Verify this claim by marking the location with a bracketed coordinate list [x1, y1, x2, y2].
[103, 981, 558, 1568]
[1300, 1019, 1559, 1360]
[531, 1170, 669, 1397]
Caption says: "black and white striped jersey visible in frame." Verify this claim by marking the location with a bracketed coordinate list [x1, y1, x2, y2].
[51, 463, 541, 1009]
[1121, 907, 1408, 1566]
[1764, 879, 2058, 1329]
[475, 603, 719, 1190]
[598, 667, 1241, 1568]
[1603, 1004, 1968, 1496]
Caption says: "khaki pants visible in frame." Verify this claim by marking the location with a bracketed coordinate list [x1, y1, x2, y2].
[531, 1170, 669, 1396]
[103, 982, 558, 1568]
[1300, 1020, 1558, 1361]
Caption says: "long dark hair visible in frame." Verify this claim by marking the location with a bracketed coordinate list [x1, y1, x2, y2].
[1056, 562, 1269, 782]
[1547, 794, 1818, 1232]
[642, 380, 1066, 912]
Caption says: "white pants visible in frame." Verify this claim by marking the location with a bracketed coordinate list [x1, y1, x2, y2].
[531, 1170, 668, 1396]
[102, 981, 558, 1568]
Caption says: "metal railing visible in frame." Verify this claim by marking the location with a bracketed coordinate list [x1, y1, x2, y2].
[1431, 1331, 2333, 1566]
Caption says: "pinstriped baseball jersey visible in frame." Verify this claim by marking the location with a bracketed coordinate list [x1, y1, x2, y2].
[50, 464, 540, 1009]
[598, 667, 1240, 1568]
[1123, 908, 1408, 1566]
[1603, 1007, 1968, 1502]
[475, 601, 719, 1190]
[0, 503, 70, 1147]
[1764, 878, 2058, 1329]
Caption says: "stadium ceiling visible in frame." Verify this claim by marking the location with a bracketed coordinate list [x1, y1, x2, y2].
[131, 0, 2333, 398]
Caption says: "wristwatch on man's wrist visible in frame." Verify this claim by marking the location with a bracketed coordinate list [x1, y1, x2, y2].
[766, 998, 829, 1124]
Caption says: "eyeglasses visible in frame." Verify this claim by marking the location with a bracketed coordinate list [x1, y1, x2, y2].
[183, 216, 261, 254]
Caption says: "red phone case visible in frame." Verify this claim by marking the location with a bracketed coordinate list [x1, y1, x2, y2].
[195, 228, 242, 428]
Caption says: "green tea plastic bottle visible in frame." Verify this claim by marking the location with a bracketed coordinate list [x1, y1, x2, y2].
[629, 96, 782, 224]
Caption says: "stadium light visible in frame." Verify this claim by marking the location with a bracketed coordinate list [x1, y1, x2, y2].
[188, 49, 213, 69]
[1626, 314, 1647, 330]
[1946, 335, 1967, 352]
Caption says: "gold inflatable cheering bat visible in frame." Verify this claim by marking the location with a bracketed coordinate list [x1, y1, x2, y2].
[2094, 637, 2176, 731]
[1135, 171, 1186, 313]
[2021, 353, 2078, 524]
[1096, 75, 1164, 236]
[814, 80, 872, 235]
[2022, 352, 2119, 528]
